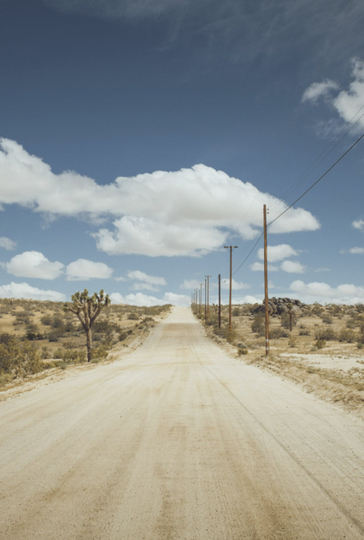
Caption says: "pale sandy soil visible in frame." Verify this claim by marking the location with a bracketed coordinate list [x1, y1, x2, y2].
[280, 352, 364, 371]
[1, 307, 364, 539]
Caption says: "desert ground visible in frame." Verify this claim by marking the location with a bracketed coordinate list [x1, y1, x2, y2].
[1, 305, 364, 539]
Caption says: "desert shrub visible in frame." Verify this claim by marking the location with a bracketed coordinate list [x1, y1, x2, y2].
[41, 314, 52, 326]
[128, 312, 139, 320]
[232, 308, 240, 317]
[321, 315, 332, 324]
[339, 329, 357, 343]
[92, 343, 111, 360]
[270, 327, 287, 339]
[51, 316, 65, 329]
[311, 303, 324, 316]
[314, 326, 337, 341]
[298, 325, 310, 336]
[216, 324, 237, 343]
[251, 315, 265, 336]
[52, 347, 86, 363]
[25, 323, 43, 341]
[237, 347, 248, 356]
[0, 335, 41, 377]
[288, 336, 297, 348]
[281, 312, 296, 330]
[41, 346, 49, 359]
[315, 339, 326, 349]
[356, 304, 364, 313]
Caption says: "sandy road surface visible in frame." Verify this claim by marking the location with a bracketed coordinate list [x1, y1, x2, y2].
[1, 307, 364, 540]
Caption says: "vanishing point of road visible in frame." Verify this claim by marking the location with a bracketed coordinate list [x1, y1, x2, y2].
[1, 307, 364, 539]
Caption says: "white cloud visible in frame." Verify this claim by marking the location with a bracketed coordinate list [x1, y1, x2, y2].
[6, 251, 64, 280]
[301, 80, 339, 103]
[250, 262, 279, 272]
[109, 292, 125, 304]
[0, 237, 16, 250]
[314, 267, 330, 272]
[127, 270, 166, 286]
[92, 217, 227, 257]
[180, 279, 201, 290]
[66, 259, 114, 281]
[353, 219, 364, 230]
[221, 278, 250, 290]
[109, 291, 189, 306]
[348, 247, 364, 254]
[281, 260, 305, 273]
[115, 276, 126, 281]
[0, 140, 320, 257]
[130, 282, 159, 292]
[290, 280, 364, 304]
[239, 294, 261, 304]
[257, 244, 298, 262]
[303, 58, 364, 133]
[0, 282, 65, 301]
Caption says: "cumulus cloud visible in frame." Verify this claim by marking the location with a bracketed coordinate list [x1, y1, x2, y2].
[66, 259, 114, 281]
[6, 251, 64, 280]
[180, 279, 201, 290]
[303, 58, 364, 133]
[221, 278, 250, 290]
[353, 219, 364, 230]
[0, 237, 16, 251]
[301, 80, 339, 103]
[126, 269, 167, 292]
[250, 262, 279, 272]
[281, 260, 305, 273]
[257, 244, 298, 262]
[127, 270, 166, 286]
[0, 281, 65, 301]
[290, 280, 364, 304]
[348, 247, 364, 254]
[109, 291, 189, 306]
[0, 140, 320, 257]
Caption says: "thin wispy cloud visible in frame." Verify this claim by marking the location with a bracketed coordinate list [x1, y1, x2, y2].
[43, 0, 364, 64]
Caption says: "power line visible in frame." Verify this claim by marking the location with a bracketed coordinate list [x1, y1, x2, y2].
[268, 132, 364, 227]
[232, 131, 364, 275]
[271, 105, 364, 209]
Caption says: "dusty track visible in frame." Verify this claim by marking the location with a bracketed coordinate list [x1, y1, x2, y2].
[1, 307, 364, 539]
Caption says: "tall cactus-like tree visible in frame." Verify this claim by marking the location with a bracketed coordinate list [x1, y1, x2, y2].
[64, 289, 110, 362]
[287, 303, 293, 332]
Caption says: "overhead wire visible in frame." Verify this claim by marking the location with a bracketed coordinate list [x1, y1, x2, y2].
[229, 1, 357, 276]
[231, 131, 364, 276]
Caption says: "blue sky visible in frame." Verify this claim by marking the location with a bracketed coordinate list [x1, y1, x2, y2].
[0, 0, 364, 306]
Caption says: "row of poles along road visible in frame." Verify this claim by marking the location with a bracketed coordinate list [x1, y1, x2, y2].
[190, 205, 270, 356]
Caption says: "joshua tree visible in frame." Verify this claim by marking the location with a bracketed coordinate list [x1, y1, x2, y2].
[64, 289, 110, 362]
[287, 303, 293, 332]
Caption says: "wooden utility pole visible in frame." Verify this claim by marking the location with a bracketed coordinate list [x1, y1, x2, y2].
[263, 204, 270, 356]
[205, 275, 211, 321]
[204, 277, 207, 319]
[224, 245, 238, 332]
[218, 274, 221, 329]
[199, 283, 203, 315]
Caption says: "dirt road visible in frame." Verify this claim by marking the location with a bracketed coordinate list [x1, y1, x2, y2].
[1, 307, 364, 539]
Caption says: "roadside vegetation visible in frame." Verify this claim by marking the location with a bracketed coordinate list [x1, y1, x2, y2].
[192, 300, 364, 416]
[0, 297, 171, 387]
